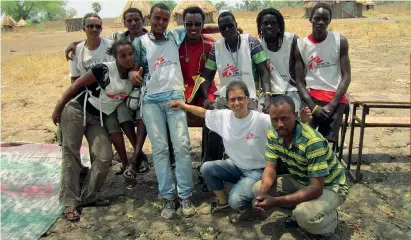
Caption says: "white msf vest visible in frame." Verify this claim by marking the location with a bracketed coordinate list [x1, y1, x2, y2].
[88, 61, 134, 115]
[297, 31, 341, 91]
[140, 34, 184, 95]
[215, 34, 256, 99]
[261, 32, 297, 94]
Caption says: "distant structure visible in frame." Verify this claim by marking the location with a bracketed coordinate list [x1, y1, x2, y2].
[112, 0, 152, 28]
[304, 0, 370, 19]
[64, 18, 82, 32]
[173, 0, 217, 25]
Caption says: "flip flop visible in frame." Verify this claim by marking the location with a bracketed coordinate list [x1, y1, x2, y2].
[123, 168, 138, 182]
[136, 161, 150, 175]
[64, 208, 80, 221]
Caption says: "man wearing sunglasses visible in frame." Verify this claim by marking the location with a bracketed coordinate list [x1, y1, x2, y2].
[200, 11, 272, 113]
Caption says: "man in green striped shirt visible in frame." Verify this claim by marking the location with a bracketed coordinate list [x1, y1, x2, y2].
[253, 95, 348, 237]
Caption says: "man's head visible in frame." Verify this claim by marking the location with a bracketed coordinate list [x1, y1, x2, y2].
[269, 95, 297, 138]
[82, 13, 102, 40]
[226, 81, 249, 116]
[107, 39, 135, 70]
[183, 6, 205, 41]
[218, 11, 238, 42]
[149, 3, 171, 36]
[309, 3, 332, 35]
[257, 8, 285, 43]
[123, 8, 144, 35]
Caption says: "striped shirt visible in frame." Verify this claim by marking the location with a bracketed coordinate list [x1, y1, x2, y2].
[265, 121, 348, 194]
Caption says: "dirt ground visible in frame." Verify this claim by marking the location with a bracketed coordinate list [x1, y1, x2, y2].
[1, 10, 410, 240]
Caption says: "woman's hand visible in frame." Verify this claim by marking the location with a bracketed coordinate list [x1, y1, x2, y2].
[128, 67, 144, 86]
[52, 103, 64, 125]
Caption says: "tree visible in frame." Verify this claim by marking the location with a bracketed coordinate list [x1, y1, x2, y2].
[1, 1, 69, 21]
[149, 0, 177, 11]
[66, 8, 77, 18]
[91, 2, 102, 14]
[215, 1, 227, 11]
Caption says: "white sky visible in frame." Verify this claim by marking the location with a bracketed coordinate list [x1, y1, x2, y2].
[66, 0, 241, 18]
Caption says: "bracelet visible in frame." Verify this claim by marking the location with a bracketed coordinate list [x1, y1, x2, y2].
[312, 105, 319, 113]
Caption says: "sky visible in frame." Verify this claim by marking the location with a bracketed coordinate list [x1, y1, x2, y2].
[66, 0, 240, 18]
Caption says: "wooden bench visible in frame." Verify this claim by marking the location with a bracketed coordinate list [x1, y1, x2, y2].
[338, 92, 410, 182]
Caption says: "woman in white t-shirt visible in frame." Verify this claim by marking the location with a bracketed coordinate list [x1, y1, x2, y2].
[169, 81, 272, 218]
[52, 39, 138, 221]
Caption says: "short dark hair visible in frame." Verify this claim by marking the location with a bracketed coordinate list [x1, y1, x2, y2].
[183, 6, 205, 22]
[150, 3, 170, 16]
[123, 8, 144, 24]
[107, 38, 135, 58]
[82, 13, 101, 27]
[256, 8, 285, 39]
[226, 81, 249, 99]
[270, 95, 296, 113]
[218, 11, 236, 25]
[310, 3, 332, 20]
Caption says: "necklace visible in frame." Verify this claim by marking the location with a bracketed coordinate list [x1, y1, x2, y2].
[184, 35, 206, 73]
[226, 35, 240, 67]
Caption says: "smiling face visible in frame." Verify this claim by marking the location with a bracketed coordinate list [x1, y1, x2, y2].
[218, 15, 238, 43]
[310, 7, 331, 36]
[115, 44, 135, 70]
[269, 103, 297, 138]
[150, 7, 170, 36]
[227, 88, 249, 116]
[260, 14, 279, 41]
[124, 12, 143, 35]
[84, 16, 102, 40]
[184, 13, 203, 41]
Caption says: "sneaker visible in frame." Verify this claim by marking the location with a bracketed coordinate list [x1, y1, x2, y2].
[283, 216, 299, 228]
[211, 202, 230, 213]
[180, 197, 197, 218]
[161, 199, 176, 219]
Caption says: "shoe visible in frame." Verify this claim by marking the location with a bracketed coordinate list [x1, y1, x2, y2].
[161, 199, 176, 220]
[283, 216, 299, 228]
[229, 209, 252, 223]
[180, 197, 197, 218]
[211, 201, 230, 213]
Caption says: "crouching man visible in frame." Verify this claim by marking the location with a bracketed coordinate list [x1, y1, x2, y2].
[253, 95, 348, 237]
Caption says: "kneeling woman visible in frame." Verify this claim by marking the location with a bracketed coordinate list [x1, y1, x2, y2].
[52, 39, 142, 221]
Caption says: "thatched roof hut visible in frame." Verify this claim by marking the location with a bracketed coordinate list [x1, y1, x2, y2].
[1, 13, 17, 29]
[304, 0, 365, 19]
[65, 18, 82, 32]
[112, 0, 152, 28]
[17, 19, 26, 27]
[172, 0, 217, 25]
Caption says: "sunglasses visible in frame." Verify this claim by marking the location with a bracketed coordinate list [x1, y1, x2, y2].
[219, 23, 235, 31]
[85, 24, 102, 29]
[185, 22, 202, 28]
[228, 96, 248, 103]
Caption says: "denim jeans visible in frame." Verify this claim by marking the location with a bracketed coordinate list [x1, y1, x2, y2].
[142, 100, 193, 200]
[200, 160, 263, 211]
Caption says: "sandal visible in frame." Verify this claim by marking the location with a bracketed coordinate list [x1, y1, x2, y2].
[64, 207, 80, 221]
[211, 201, 230, 213]
[137, 160, 150, 175]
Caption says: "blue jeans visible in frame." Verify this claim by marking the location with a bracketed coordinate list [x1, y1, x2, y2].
[200, 160, 263, 211]
[142, 100, 193, 200]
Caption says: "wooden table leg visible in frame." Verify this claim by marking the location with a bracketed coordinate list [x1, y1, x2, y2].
[355, 105, 369, 182]
[347, 104, 358, 170]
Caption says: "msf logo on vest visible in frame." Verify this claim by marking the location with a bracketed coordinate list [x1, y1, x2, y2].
[308, 55, 336, 70]
[222, 64, 249, 78]
[153, 56, 178, 72]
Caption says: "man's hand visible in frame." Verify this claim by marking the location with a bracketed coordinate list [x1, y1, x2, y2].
[169, 100, 184, 110]
[312, 105, 330, 121]
[254, 195, 276, 212]
[323, 104, 336, 117]
[238, 27, 244, 34]
[300, 107, 313, 124]
[128, 67, 144, 86]
[65, 43, 76, 61]
[52, 104, 64, 126]
[260, 94, 271, 113]
[203, 99, 215, 110]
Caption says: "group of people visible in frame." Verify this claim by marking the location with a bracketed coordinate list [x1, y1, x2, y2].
[52, 2, 351, 237]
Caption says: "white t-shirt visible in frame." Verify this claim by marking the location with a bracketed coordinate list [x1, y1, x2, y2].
[205, 109, 271, 170]
[69, 38, 114, 77]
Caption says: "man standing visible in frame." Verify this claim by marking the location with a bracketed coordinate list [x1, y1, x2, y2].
[253, 95, 348, 237]
[294, 3, 351, 144]
[200, 11, 272, 112]
[130, 3, 196, 220]
[256, 8, 301, 111]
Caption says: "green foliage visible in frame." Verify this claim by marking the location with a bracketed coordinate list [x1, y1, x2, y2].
[91, 2, 102, 14]
[1, 0, 76, 21]
[149, 0, 177, 11]
[215, 1, 228, 11]
[237, 0, 304, 12]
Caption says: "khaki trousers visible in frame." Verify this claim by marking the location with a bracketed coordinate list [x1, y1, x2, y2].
[59, 101, 113, 207]
[253, 175, 346, 236]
